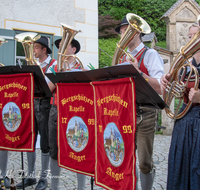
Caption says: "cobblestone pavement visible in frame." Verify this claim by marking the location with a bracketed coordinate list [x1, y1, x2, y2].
[4, 134, 171, 190]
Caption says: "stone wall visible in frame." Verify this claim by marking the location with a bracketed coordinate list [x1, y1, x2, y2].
[164, 1, 200, 55]
[160, 0, 200, 135]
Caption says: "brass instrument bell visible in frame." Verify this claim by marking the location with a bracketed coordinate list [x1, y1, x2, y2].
[57, 23, 83, 71]
[112, 13, 151, 66]
[15, 32, 41, 65]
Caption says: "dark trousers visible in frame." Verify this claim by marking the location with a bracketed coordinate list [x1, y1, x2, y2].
[34, 98, 51, 153]
[48, 105, 58, 159]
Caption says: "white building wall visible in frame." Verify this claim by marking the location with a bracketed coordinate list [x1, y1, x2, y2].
[0, 0, 98, 68]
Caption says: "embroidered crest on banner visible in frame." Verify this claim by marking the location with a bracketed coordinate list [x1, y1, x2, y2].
[66, 116, 89, 152]
[104, 122, 124, 167]
[2, 102, 21, 132]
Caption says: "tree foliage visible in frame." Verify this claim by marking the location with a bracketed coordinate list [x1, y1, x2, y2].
[98, 0, 200, 68]
[99, 37, 119, 68]
[99, 0, 200, 41]
[99, 15, 121, 38]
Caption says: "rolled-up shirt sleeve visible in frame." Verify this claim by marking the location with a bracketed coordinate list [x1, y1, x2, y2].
[144, 49, 164, 84]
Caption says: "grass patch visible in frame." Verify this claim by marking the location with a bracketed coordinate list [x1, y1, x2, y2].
[155, 41, 166, 49]
[155, 131, 163, 135]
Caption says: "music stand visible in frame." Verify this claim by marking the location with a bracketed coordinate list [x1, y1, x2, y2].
[46, 64, 168, 110]
[0, 65, 52, 97]
[46, 64, 167, 190]
[0, 65, 52, 190]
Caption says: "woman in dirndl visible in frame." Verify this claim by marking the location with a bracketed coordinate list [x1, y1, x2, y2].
[161, 23, 200, 190]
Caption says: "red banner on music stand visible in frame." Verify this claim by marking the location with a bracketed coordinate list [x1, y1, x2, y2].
[57, 83, 95, 176]
[91, 77, 137, 190]
[0, 73, 35, 151]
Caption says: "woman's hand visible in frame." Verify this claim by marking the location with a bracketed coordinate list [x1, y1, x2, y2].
[160, 73, 171, 94]
[189, 88, 200, 103]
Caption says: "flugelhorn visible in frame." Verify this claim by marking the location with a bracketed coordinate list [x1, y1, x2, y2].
[57, 23, 83, 71]
[163, 26, 200, 119]
[15, 32, 41, 65]
[0, 37, 7, 66]
[112, 13, 151, 66]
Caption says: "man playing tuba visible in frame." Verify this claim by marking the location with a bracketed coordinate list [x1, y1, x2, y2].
[48, 37, 87, 190]
[115, 15, 164, 190]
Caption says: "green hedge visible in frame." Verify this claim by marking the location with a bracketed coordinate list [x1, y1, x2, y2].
[99, 38, 120, 68]
[99, 38, 167, 68]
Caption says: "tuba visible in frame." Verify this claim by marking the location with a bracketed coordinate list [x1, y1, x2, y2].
[15, 32, 41, 65]
[0, 37, 8, 66]
[57, 23, 83, 71]
[163, 27, 200, 119]
[112, 13, 151, 66]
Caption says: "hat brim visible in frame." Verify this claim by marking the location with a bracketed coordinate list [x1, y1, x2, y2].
[115, 23, 146, 36]
[115, 23, 129, 34]
[34, 36, 52, 54]
[34, 42, 52, 54]
[71, 39, 80, 54]
[46, 46, 52, 54]
[55, 39, 61, 49]
[55, 38, 80, 54]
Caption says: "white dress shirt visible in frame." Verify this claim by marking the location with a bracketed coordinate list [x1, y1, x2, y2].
[127, 42, 164, 83]
[39, 55, 57, 84]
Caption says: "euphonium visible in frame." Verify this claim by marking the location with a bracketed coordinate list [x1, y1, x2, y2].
[112, 13, 151, 66]
[0, 37, 7, 66]
[163, 27, 200, 119]
[15, 32, 41, 65]
[57, 23, 83, 71]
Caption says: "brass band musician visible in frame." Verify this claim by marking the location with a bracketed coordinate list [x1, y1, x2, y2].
[160, 23, 200, 190]
[48, 38, 87, 190]
[115, 15, 164, 190]
[16, 36, 57, 190]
